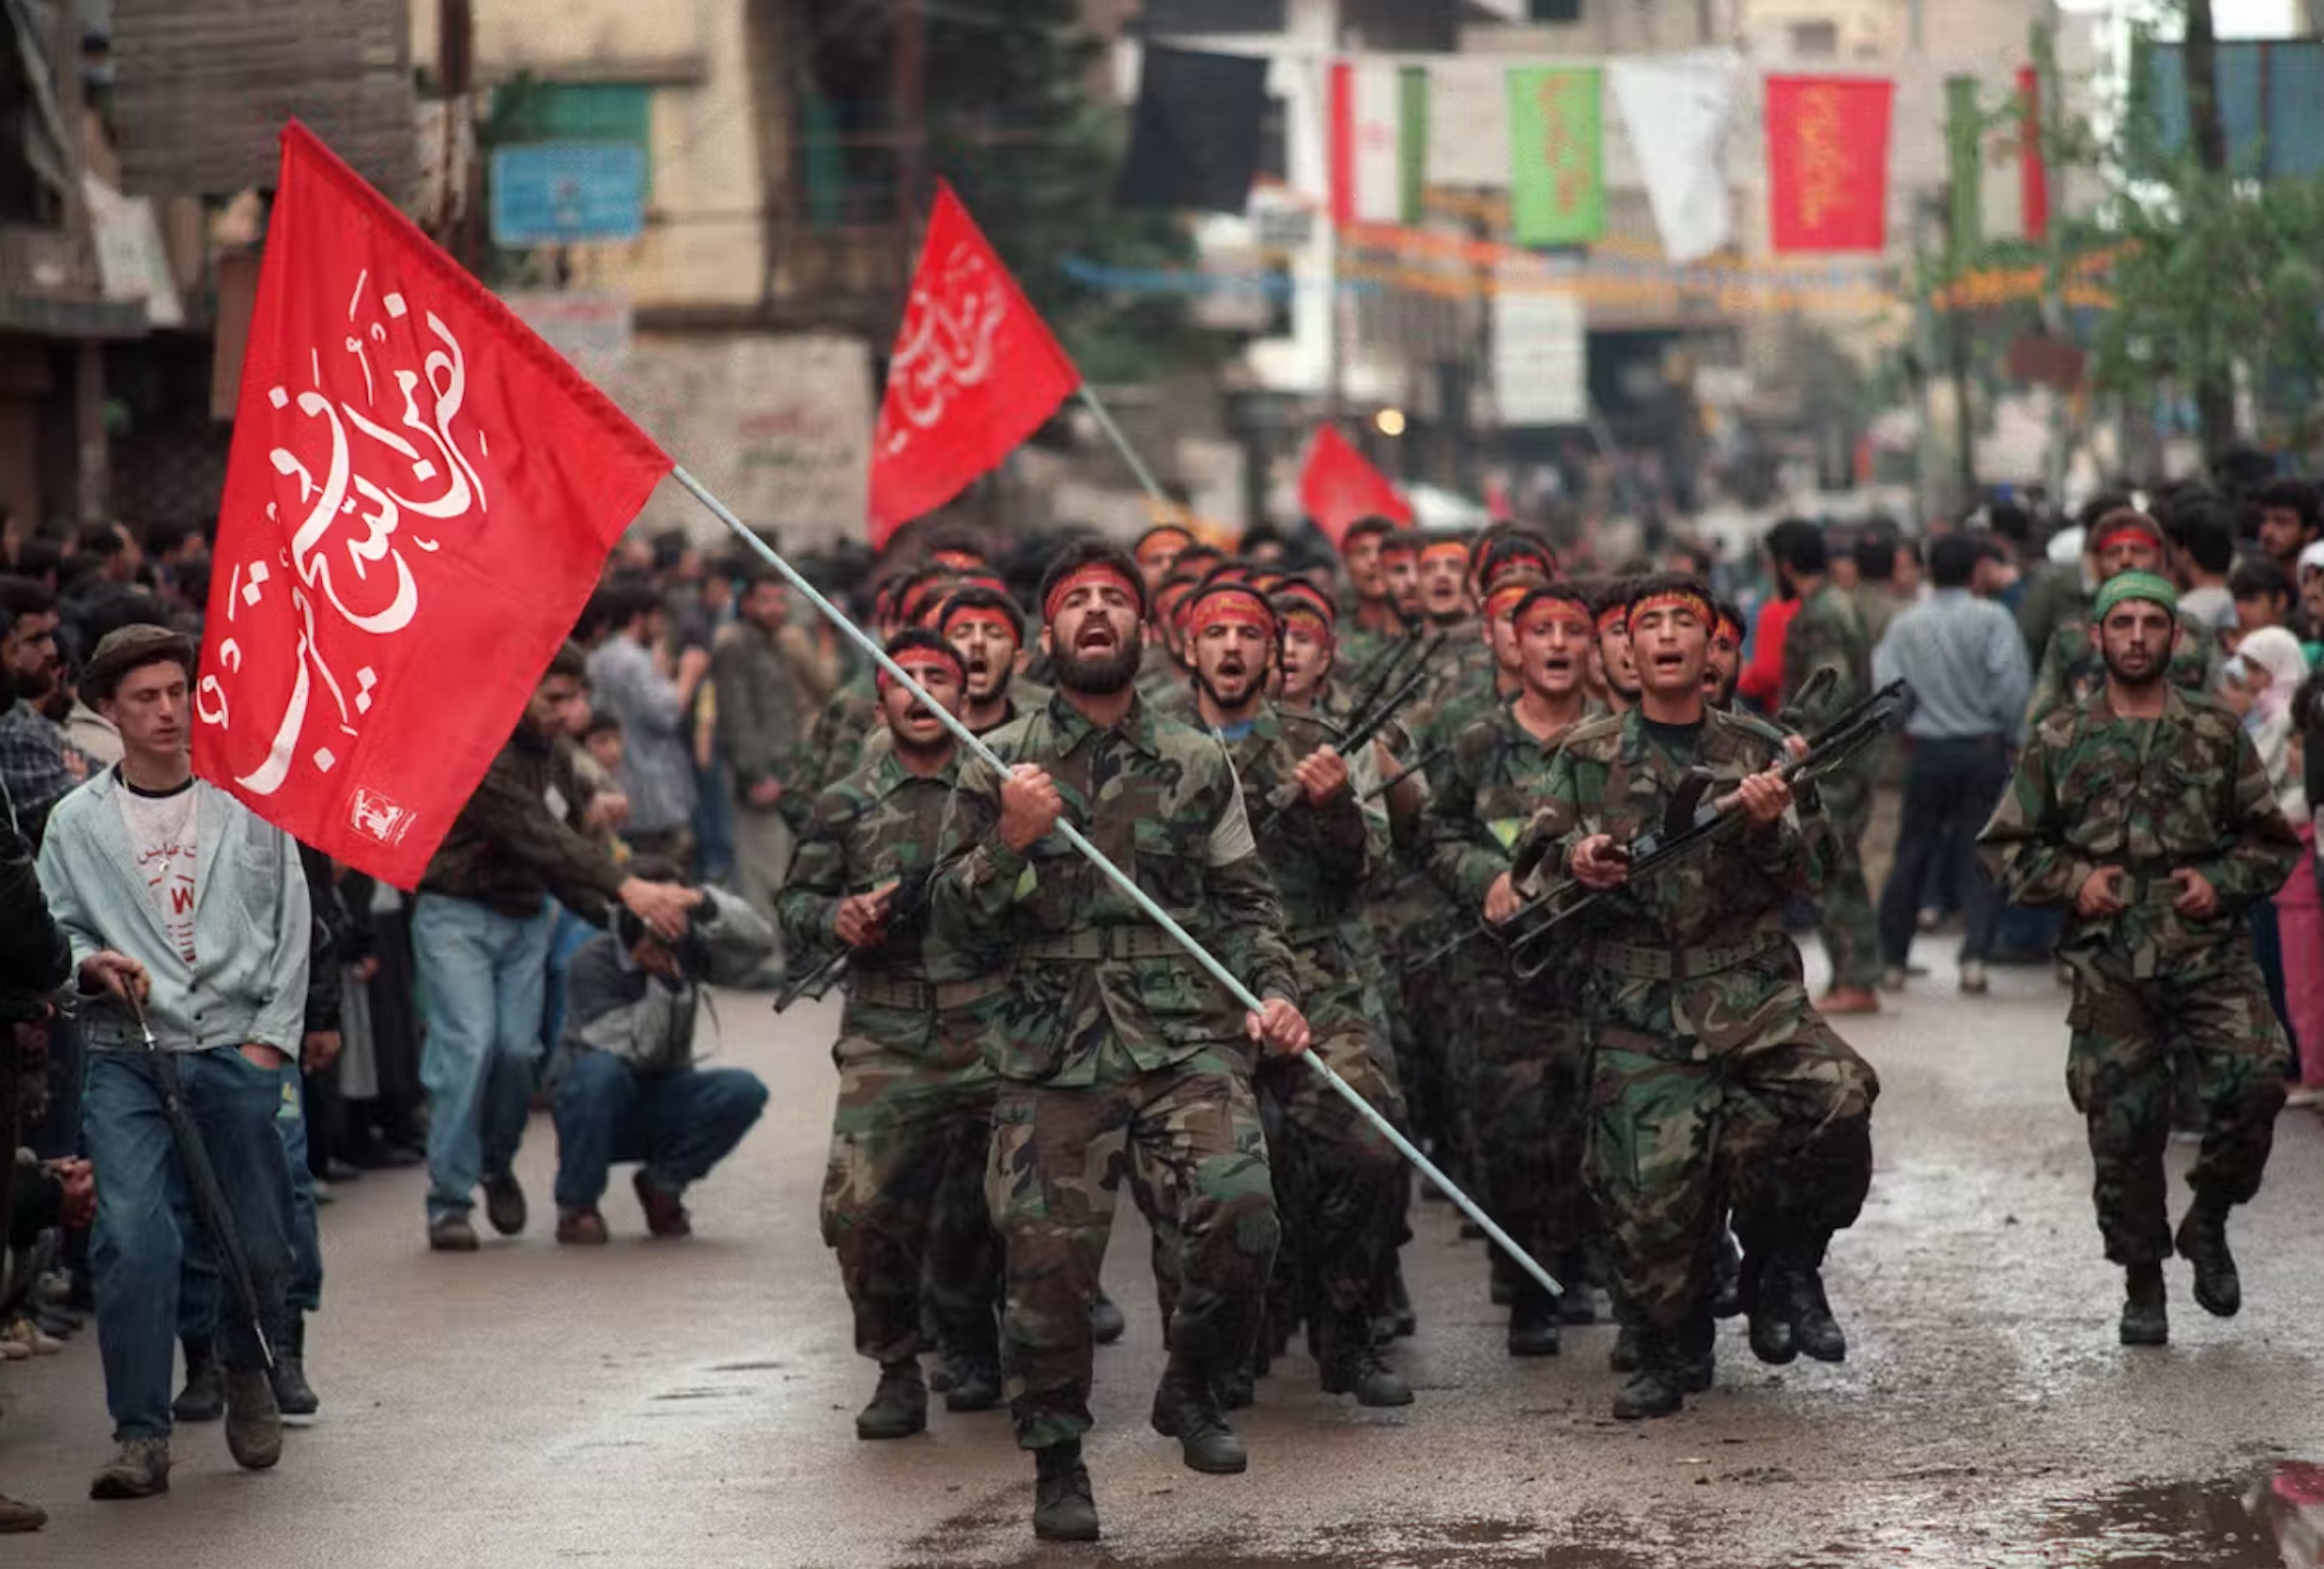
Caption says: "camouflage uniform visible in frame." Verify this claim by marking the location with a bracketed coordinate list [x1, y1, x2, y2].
[1780, 584, 1882, 991]
[1979, 685, 2297, 1265]
[2026, 608, 2220, 729]
[1424, 699, 1594, 1283]
[806, 670, 881, 795]
[1521, 708, 1881, 1334]
[780, 750, 1006, 1370]
[1210, 702, 1407, 1359]
[932, 693, 1297, 1451]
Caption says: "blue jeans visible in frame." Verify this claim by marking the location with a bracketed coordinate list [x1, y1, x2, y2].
[550, 1051, 768, 1214]
[82, 1048, 294, 1442]
[415, 896, 556, 1223]
[181, 1063, 323, 1342]
[540, 902, 599, 1059]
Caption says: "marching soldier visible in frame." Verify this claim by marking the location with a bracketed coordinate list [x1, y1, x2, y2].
[1521, 574, 1880, 1421]
[1182, 580, 1412, 1408]
[1980, 571, 2297, 1346]
[1424, 583, 1600, 1352]
[1338, 517, 1411, 678]
[2027, 510, 2219, 726]
[1589, 582, 1642, 713]
[781, 632, 1009, 1440]
[931, 541, 1309, 1544]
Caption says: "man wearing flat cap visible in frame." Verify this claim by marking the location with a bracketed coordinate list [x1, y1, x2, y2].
[1982, 572, 2299, 1348]
[36, 624, 310, 1498]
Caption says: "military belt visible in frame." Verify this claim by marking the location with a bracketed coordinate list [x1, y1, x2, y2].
[849, 974, 1009, 1011]
[1588, 933, 1783, 982]
[1018, 927, 1188, 962]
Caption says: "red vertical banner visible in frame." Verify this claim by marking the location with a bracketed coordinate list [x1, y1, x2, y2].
[1765, 75, 1894, 255]
[1328, 59, 1357, 227]
[2018, 65, 2051, 242]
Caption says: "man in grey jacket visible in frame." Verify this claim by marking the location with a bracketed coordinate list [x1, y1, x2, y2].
[36, 624, 309, 1500]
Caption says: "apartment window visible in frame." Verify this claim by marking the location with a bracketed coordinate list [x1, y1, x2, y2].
[1789, 21, 1839, 57]
[1529, 0, 1584, 22]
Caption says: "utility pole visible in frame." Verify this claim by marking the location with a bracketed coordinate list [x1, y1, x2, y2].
[2181, 0, 2237, 460]
[893, 0, 927, 266]
[438, 0, 478, 274]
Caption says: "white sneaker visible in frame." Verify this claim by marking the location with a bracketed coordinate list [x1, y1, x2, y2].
[1960, 962, 1989, 995]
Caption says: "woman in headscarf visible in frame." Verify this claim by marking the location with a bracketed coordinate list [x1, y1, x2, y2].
[2227, 627, 2317, 1103]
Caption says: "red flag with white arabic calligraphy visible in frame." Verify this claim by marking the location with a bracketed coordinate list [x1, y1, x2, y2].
[1765, 75, 1893, 255]
[1299, 425, 1411, 548]
[192, 122, 671, 888]
[868, 182, 1080, 549]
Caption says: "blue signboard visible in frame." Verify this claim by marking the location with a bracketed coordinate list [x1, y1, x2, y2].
[490, 143, 647, 247]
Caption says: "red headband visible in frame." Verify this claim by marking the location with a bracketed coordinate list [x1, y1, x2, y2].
[1136, 530, 1193, 565]
[877, 646, 965, 695]
[1419, 541, 1469, 566]
[2097, 527, 2162, 556]
[1630, 590, 1715, 628]
[1187, 589, 1278, 641]
[1520, 600, 1594, 639]
[1715, 613, 1745, 646]
[944, 606, 1020, 645]
[1485, 552, 1553, 588]
[1595, 604, 1628, 635]
[931, 550, 984, 573]
[1484, 582, 1533, 622]
[1279, 606, 1334, 642]
[1045, 564, 1139, 625]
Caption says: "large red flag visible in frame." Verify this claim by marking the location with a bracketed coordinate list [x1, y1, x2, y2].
[868, 182, 1079, 548]
[1299, 425, 1411, 548]
[1765, 76, 1893, 255]
[193, 122, 671, 888]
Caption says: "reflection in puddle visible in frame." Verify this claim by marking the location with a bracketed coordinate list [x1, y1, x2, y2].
[2032, 1468, 2319, 1568]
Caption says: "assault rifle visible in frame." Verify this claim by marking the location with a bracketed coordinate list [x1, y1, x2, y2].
[772, 864, 943, 1013]
[1342, 623, 1444, 735]
[1483, 678, 1910, 980]
[1255, 659, 1438, 827]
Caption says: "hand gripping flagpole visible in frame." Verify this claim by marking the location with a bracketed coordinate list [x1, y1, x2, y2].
[673, 467, 1564, 1300]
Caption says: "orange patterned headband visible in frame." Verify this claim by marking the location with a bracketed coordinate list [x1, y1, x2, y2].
[1519, 599, 1594, 638]
[1186, 588, 1278, 640]
[1044, 565, 1139, 624]
[1419, 540, 1469, 565]
[1484, 582, 1533, 622]
[1595, 604, 1628, 634]
[1629, 590, 1714, 628]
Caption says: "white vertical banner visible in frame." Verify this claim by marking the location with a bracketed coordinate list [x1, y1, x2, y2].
[1493, 269, 1588, 429]
[1607, 48, 1740, 264]
[1426, 58, 1512, 189]
[1350, 61, 1405, 222]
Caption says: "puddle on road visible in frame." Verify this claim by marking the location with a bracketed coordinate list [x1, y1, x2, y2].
[2020, 1466, 2324, 1568]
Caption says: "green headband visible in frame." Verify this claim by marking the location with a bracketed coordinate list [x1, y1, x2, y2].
[2093, 570, 2178, 621]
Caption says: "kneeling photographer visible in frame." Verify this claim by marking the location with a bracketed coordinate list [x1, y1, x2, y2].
[550, 862, 772, 1244]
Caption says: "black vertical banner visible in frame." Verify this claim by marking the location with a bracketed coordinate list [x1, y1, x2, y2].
[1118, 45, 1273, 213]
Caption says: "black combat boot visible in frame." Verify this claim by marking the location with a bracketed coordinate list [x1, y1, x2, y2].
[1032, 1441, 1100, 1542]
[944, 1351, 1003, 1414]
[172, 1337, 224, 1423]
[1786, 1262, 1848, 1364]
[855, 1361, 927, 1441]
[2175, 1201, 2241, 1318]
[271, 1313, 319, 1418]
[1507, 1280, 1561, 1358]
[1377, 1257, 1418, 1341]
[1671, 1311, 1717, 1394]
[2119, 1261, 2168, 1346]
[1743, 1254, 1797, 1367]
[1609, 1319, 1641, 1373]
[1149, 1360, 1247, 1474]
[1611, 1331, 1684, 1421]
[1318, 1310, 1413, 1407]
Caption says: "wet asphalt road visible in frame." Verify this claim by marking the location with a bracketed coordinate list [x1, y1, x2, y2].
[3, 943, 2323, 1569]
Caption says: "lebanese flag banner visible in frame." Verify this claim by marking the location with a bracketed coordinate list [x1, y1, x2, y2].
[868, 182, 1079, 548]
[1765, 75, 1894, 255]
[1299, 425, 1411, 548]
[194, 121, 671, 888]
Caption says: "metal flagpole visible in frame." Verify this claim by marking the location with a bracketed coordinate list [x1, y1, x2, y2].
[673, 466, 1563, 1299]
[1074, 383, 1174, 512]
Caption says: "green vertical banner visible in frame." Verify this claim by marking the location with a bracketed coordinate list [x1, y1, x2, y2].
[1945, 75, 1984, 255]
[1509, 66, 1605, 247]
[1399, 65, 1431, 227]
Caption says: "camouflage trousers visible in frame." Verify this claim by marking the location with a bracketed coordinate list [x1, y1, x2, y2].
[1253, 969, 1408, 1329]
[1812, 772, 1883, 991]
[818, 1037, 1000, 1367]
[2065, 959, 2289, 1265]
[987, 1046, 1278, 1451]
[1586, 946, 1880, 1331]
[1468, 971, 1591, 1279]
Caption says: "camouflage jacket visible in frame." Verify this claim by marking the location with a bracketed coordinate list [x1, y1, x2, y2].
[1780, 584, 1872, 739]
[712, 620, 813, 801]
[1425, 698, 1594, 916]
[1134, 639, 1187, 705]
[854, 683, 1052, 769]
[1210, 701, 1382, 943]
[932, 691, 1299, 1086]
[1978, 685, 2299, 980]
[2026, 607, 2220, 731]
[1518, 707, 1820, 955]
[779, 749, 1000, 1057]
[806, 670, 881, 794]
